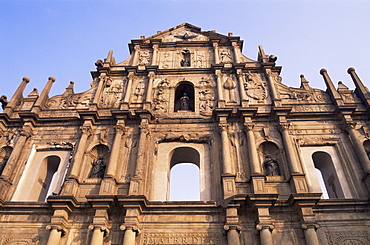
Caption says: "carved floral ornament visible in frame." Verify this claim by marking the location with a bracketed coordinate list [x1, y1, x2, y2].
[326, 232, 370, 245]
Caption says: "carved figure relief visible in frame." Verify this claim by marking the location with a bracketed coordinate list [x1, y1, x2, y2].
[153, 79, 170, 113]
[153, 89, 168, 113]
[99, 78, 124, 108]
[326, 232, 370, 245]
[133, 80, 145, 102]
[139, 50, 150, 66]
[220, 49, 232, 63]
[244, 72, 267, 102]
[161, 52, 172, 69]
[196, 53, 205, 68]
[223, 74, 236, 103]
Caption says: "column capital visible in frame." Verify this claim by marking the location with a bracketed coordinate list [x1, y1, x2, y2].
[120, 225, 141, 235]
[218, 123, 229, 132]
[244, 123, 254, 131]
[224, 224, 242, 232]
[80, 125, 92, 136]
[256, 224, 275, 231]
[114, 125, 126, 135]
[46, 225, 67, 236]
[278, 123, 291, 132]
[20, 125, 34, 138]
[88, 225, 110, 237]
[301, 223, 320, 230]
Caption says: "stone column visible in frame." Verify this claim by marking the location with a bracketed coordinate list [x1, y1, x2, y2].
[89, 226, 106, 245]
[151, 44, 159, 66]
[144, 72, 155, 110]
[232, 42, 240, 63]
[345, 123, 370, 173]
[213, 42, 220, 64]
[92, 73, 107, 106]
[264, 69, 281, 107]
[68, 124, 92, 180]
[224, 226, 241, 245]
[120, 226, 140, 245]
[129, 116, 150, 195]
[237, 69, 248, 105]
[105, 122, 126, 178]
[131, 45, 140, 66]
[4, 77, 30, 114]
[244, 124, 262, 175]
[123, 72, 135, 104]
[278, 123, 301, 174]
[302, 224, 320, 245]
[219, 124, 232, 175]
[46, 226, 64, 245]
[257, 225, 273, 245]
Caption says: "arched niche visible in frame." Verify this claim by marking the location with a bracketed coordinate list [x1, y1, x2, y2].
[174, 81, 195, 112]
[259, 141, 283, 177]
[12, 147, 71, 202]
[85, 144, 109, 179]
[150, 142, 211, 201]
[0, 146, 13, 175]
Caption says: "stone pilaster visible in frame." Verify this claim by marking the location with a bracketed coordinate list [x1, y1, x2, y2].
[237, 69, 248, 107]
[144, 71, 155, 110]
[232, 42, 240, 63]
[302, 224, 320, 245]
[100, 120, 126, 195]
[129, 116, 150, 195]
[344, 122, 370, 174]
[61, 123, 92, 196]
[122, 72, 135, 110]
[213, 42, 220, 64]
[91, 73, 108, 108]
[215, 70, 225, 108]
[264, 69, 281, 107]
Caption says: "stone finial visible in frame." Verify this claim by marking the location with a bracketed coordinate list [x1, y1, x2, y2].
[23, 77, 30, 83]
[347, 67, 355, 74]
[228, 32, 233, 37]
[28, 88, 39, 98]
[300, 74, 311, 90]
[49, 76, 56, 82]
[319, 68, 327, 75]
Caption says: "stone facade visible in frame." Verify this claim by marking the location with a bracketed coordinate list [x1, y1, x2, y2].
[0, 23, 369, 245]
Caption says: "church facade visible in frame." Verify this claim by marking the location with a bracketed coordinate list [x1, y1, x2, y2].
[0, 23, 369, 244]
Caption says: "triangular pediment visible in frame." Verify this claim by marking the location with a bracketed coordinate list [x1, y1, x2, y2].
[144, 23, 227, 43]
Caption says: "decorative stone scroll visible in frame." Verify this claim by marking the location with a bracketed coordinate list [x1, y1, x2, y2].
[326, 232, 370, 245]
[142, 232, 223, 245]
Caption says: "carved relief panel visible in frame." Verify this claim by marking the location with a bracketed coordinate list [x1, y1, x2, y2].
[243, 72, 268, 103]
[99, 78, 125, 108]
[159, 49, 210, 69]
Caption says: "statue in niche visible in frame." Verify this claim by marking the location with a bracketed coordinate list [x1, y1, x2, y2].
[180, 93, 191, 110]
[220, 49, 232, 63]
[88, 157, 106, 178]
[139, 51, 150, 65]
[181, 50, 191, 67]
[134, 81, 145, 102]
[0, 155, 9, 175]
[263, 156, 280, 176]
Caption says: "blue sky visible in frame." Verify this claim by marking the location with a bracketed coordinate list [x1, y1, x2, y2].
[1, 0, 370, 102]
